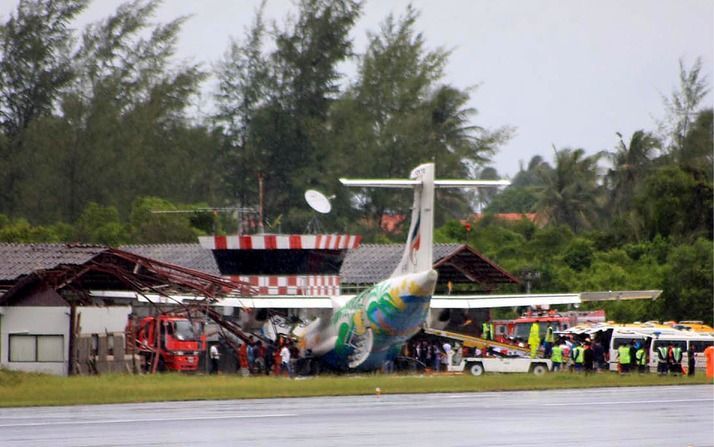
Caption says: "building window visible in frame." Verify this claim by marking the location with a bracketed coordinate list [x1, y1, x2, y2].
[9, 334, 64, 362]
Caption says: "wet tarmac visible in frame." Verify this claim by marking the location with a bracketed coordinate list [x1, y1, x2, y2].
[0, 384, 712, 446]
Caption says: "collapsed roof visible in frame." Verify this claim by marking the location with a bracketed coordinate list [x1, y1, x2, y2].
[0, 244, 253, 306]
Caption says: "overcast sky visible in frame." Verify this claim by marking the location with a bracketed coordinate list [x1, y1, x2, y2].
[2, 0, 713, 176]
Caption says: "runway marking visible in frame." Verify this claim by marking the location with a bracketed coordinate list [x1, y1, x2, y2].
[544, 398, 713, 406]
[0, 413, 297, 428]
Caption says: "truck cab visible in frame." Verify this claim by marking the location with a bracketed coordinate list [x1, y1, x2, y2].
[135, 316, 202, 371]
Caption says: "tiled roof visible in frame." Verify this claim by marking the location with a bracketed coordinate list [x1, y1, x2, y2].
[0, 244, 106, 281]
[340, 243, 463, 284]
[121, 244, 221, 276]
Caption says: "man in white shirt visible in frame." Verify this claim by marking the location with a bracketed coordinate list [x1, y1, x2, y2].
[280, 344, 291, 377]
[443, 341, 453, 367]
[209, 344, 220, 374]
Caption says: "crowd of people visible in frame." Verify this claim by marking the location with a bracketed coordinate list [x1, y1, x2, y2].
[210, 336, 314, 377]
[543, 332, 696, 376]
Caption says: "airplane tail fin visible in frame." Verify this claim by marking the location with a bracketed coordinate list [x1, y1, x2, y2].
[392, 164, 435, 277]
[341, 163, 435, 277]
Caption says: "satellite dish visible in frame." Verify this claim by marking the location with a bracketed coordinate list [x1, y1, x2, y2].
[305, 189, 332, 214]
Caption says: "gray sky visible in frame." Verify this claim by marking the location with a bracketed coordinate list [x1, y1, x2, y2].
[3, 0, 713, 176]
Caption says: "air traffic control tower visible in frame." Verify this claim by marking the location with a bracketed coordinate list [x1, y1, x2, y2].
[199, 234, 361, 297]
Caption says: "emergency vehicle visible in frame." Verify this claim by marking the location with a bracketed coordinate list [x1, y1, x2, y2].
[563, 323, 714, 372]
[448, 354, 552, 376]
[133, 315, 203, 372]
[492, 309, 605, 344]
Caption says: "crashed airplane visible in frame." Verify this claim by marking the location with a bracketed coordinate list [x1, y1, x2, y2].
[293, 163, 509, 370]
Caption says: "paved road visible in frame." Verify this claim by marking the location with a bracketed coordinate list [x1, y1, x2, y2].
[1, 385, 712, 446]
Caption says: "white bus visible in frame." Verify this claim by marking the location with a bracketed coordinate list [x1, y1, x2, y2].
[567, 325, 713, 372]
[648, 332, 714, 372]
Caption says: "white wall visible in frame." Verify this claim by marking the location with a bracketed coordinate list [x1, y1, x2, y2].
[76, 306, 131, 335]
[0, 306, 69, 376]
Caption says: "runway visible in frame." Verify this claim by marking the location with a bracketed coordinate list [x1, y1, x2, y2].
[0, 385, 712, 446]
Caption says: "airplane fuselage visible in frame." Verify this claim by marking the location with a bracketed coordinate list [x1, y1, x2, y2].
[302, 269, 438, 370]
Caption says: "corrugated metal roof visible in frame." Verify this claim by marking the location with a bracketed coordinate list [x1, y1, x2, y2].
[340, 243, 463, 284]
[0, 243, 106, 281]
[121, 244, 221, 276]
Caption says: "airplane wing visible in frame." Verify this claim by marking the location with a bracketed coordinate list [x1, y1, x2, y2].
[579, 290, 662, 301]
[217, 290, 662, 309]
[430, 290, 662, 309]
[431, 293, 581, 309]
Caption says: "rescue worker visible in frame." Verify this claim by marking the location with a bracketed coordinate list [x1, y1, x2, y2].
[704, 345, 714, 379]
[592, 339, 605, 371]
[571, 343, 584, 372]
[543, 325, 555, 359]
[669, 343, 683, 376]
[656, 343, 669, 375]
[482, 320, 491, 341]
[583, 341, 594, 374]
[687, 345, 696, 377]
[617, 342, 631, 374]
[635, 343, 647, 374]
[551, 342, 563, 371]
[238, 341, 249, 375]
[528, 322, 541, 359]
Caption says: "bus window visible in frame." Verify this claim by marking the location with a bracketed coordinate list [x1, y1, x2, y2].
[689, 340, 714, 353]
[612, 337, 644, 348]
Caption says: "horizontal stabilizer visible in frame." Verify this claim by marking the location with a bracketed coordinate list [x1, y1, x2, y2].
[434, 179, 511, 188]
[339, 179, 419, 188]
[339, 179, 511, 188]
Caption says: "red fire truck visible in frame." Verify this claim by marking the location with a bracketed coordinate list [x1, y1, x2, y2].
[493, 309, 605, 344]
[133, 315, 203, 372]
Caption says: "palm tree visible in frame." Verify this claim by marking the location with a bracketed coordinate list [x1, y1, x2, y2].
[535, 147, 603, 232]
[605, 130, 659, 217]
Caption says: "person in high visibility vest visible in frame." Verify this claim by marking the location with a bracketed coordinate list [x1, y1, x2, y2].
[583, 341, 594, 374]
[656, 344, 669, 376]
[617, 342, 631, 374]
[482, 321, 490, 340]
[528, 322, 541, 359]
[551, 342, 563, 371]
[635, 344, 647, 374]
[572, 343, 584, 372]
[543, 326, 555, 358]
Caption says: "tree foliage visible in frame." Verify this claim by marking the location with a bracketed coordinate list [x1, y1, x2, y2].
[0, 1, 710, 324]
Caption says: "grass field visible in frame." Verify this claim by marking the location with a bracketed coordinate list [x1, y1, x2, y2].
[0, 369, 710, 407]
